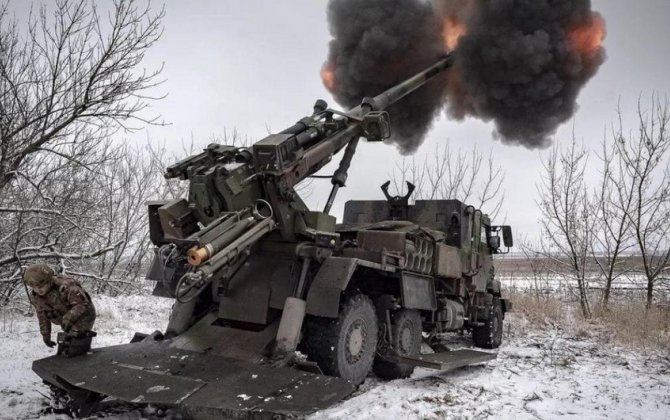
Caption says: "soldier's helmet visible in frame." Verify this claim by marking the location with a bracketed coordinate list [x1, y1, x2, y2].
[24, 264, 55, 294]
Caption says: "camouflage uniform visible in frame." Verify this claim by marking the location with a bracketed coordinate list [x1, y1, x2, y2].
[24, 264, 96, 347]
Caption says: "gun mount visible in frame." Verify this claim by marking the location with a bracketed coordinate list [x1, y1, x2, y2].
[32, 53, 514, 419]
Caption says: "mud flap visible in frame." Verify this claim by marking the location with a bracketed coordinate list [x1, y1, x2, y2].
[383, 348, 496, 371]
[33, 338, 355, 418]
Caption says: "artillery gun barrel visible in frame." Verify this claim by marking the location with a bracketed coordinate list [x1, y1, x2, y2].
[321, 53, 454, 214]
[351, 54, 454, 116]
[307, 53, 455, 172]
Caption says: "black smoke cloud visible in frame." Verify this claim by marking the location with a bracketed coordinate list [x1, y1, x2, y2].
[324, 0, 447, 154]
[323, 0, 606, 152]
[448, 0, 606, 148]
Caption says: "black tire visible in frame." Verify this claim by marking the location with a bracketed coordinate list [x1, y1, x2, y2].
[373, 309, 422, 380]
[302, 294, 378, 385]
[472, 297, 503, 349]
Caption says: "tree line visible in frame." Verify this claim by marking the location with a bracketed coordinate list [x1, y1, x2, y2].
[537, 97, 670, 317]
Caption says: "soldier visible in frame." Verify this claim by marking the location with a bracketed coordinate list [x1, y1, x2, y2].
[23, 264, 96, 348]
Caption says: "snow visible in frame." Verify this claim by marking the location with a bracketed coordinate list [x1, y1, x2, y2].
[146, 386, 170, 394]
[312, 327, 670, 420]
[0, 294, 172, 420]
[1, 293, 669, 420]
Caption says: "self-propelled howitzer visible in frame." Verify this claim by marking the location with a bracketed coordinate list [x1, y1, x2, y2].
[152, 54, 455, 304]
[32, 53, 514, 419]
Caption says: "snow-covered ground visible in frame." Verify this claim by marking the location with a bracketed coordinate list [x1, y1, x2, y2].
[313, 324, 670, 420]
[0, 294, 172, 420]
[1, 294, 668, 420]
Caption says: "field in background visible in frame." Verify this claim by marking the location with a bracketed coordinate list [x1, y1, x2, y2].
[495, 254, 670, 302]
[491, 255, 670, 351]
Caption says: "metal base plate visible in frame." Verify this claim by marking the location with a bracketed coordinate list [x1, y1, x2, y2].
[389, 348, 497, 371]
[33, 338, 355, 419]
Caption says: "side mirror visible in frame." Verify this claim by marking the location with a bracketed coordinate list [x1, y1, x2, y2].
[488, 235, 500, 251]
[502, 225, 513, 248]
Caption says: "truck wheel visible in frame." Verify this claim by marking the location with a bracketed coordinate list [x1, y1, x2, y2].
[472, 298, 503, 349]
[302, 294, 378, 385]
[373, 309, 422, 380]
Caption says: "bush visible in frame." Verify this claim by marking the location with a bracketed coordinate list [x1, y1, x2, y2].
[505, 288, 670, 351]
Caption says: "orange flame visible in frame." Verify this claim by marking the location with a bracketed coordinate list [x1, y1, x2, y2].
[567, 13, 605, 59]
[321, 63, 335, 91]
[442, 17, 467, 51]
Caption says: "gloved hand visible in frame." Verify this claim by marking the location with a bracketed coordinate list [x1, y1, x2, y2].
[43, 335, 56, 348]
[61, 317, 72, 332]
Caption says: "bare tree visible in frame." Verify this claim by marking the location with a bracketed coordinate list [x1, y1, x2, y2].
[0, 0, 164, 303]
[0, 0, 165, 192]
[518, 238, 556, 300]
[537, 138, 593, 318]
[0, 136, 182, 302]
[0, 140, 123, 303]
[591, 125, 636, 308]
[615, 96, 670, 309]
[90, 143, 164, 286]
[391, 141, 505, 218]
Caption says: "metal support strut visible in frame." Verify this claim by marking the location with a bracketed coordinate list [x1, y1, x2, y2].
[324, 137, 360, 214]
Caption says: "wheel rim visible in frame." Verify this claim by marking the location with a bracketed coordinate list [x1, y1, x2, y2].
[345, 319, 366, 364]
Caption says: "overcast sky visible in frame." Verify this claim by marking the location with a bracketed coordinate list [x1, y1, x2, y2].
[12, 0, 670, 243]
